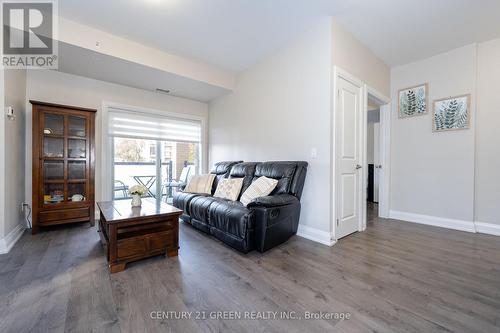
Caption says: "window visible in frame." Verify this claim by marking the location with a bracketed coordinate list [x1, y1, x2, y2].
[149, 144, 156, 160]
[107, 107, 202, 202]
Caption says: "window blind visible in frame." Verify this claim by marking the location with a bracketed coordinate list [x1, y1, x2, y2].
[108, 108, 201, 143]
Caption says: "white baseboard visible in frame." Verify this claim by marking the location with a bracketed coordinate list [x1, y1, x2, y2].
[0, 224, 25, 254]
[297, 224, 336, 246]
[389, 210, 476, 233]
[475, 222, 500, 236]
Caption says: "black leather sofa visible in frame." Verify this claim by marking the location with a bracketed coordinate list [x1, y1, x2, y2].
[173, 161, 308, 253]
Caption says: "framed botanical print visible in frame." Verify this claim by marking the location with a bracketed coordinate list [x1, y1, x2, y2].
[398, 83, 428, 118]
[433, 94, 471, 132]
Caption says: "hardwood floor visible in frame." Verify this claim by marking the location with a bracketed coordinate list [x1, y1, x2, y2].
[1, 204, 500, 333]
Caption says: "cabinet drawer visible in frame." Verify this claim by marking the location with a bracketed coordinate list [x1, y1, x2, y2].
[39, 207, 90, 223]
[117, 231, 173, 259]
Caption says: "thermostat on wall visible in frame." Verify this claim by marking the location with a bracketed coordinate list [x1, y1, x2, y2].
[6, 106, 15, 120]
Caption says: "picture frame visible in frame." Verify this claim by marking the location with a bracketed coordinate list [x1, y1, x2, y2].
[432, 94, 471, 132]
[398, 83, 428, 118]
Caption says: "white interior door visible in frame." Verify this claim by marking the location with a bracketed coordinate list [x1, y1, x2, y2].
[373, 122, 380, 203]
[336, 76, 362, 239]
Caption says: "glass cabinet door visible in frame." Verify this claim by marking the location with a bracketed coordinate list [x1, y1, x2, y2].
[43, 113, 64, 158]
[43, 161, 64, 181]
[43, 113, 64, 135]
[40, 112, 89, 206]
[44, 183, 64, 204]
[68, 183, 86, 202]
[68, 116, 86, 137]
[43, 161, 65, 204]
[68, 161, 86, 180]
[43, 137, 64, 158]
[68, 139, 86, 158]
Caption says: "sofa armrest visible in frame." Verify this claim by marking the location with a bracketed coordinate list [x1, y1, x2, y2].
[248, 194, 299, 208]
[251, 196, 301, 252]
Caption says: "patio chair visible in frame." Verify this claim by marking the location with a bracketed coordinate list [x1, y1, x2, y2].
[114, 180, 129, 199]
[163, 165, 195, 200]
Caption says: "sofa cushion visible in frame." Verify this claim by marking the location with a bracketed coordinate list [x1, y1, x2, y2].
[189, 196, 227, 223]
[229, 162, 258, 197]
[172, 191, 203, 215]
[210, 161, 243, 194]
[209, 200, 254, 239]
[253, 162, 297, 195]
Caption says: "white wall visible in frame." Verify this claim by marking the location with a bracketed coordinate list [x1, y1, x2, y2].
[476, 38, 500, 226]
[390, 45, 476, 222]
[331, 19, 390, 97]
[209, 19, 332, 234]
[25, 70, 208, 208]
[0, 69, 5, 242]
[0, 69, 27, 253]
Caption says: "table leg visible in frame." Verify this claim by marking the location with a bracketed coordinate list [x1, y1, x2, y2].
[110, 263, 126, 273]
[109, 224, 118, 267]
[166, 249, 178, 257]
[167, 222, 179, 257]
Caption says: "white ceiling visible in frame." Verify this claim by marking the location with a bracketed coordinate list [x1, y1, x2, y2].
[333, 0, 500, 67]
[59, 0, 500, 70]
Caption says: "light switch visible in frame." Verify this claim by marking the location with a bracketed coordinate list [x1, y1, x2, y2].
[310, 147, 317, 159]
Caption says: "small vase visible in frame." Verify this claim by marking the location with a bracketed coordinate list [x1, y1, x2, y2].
[131, 194, 142, 207]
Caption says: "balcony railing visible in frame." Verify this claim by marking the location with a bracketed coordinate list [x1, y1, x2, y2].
[113, 160, 176, 201]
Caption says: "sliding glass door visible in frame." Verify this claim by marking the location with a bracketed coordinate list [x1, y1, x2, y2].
[108, 108, 201, 203]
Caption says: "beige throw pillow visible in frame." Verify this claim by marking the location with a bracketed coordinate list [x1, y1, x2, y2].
[240, 176, 278, 207]
[184, 174, 216, 194]
[214, 178, 244, 201]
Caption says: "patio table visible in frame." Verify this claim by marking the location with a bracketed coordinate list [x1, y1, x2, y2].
[132, 175, 157, 197]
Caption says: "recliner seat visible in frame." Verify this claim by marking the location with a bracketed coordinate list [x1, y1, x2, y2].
[173, 161, 307, 253]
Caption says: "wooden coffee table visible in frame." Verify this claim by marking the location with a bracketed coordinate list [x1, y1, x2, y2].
[97, 199, 182, 273]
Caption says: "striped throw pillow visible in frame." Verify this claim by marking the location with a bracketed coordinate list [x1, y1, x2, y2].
[240, 176, 278, 207]
[184, 174, 216, 194]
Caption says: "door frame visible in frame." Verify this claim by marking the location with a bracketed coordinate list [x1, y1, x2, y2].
[365, 87, 391, 222]
[332, 66, 391, 240]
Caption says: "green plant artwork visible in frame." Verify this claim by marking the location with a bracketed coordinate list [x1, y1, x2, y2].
[399, 84, 427, 117]
[433, 95, 470, 131]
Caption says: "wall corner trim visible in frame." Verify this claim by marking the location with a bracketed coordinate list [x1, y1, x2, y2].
[475, 222, 500, 236]
[0, 224, 25, 254]
[297, 224, 336, 246]
[389, 210, 476, 233]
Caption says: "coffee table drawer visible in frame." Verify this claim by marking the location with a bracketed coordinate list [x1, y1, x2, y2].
[117, 231, 173, 259]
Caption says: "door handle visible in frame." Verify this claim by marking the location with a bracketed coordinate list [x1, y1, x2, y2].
[355, 164, 362, 170]
[375, 165, 382, 169]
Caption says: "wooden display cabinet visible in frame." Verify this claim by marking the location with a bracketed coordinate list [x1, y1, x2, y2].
[31, 101, 96, 234]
